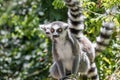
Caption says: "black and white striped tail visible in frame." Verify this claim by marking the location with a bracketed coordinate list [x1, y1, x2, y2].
[88, 62, 99, 80]
[64, 0, 86, 38]
[94, 21, 114, 55]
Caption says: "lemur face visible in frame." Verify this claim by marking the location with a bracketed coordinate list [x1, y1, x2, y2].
[50, 21, 68, 39]
[50, 25, 63, 38]
[39, 23, 52, 37]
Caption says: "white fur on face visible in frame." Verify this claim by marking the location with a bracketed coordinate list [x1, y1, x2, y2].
[52, 25, 60, 30]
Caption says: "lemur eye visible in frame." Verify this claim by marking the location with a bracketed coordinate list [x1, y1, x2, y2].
[51, 28, 54, 33]
[57, 28, 62, 33]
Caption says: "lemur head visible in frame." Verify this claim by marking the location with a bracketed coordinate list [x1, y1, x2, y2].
[50, 21, 68, 39]
[39, 23, 52, 37]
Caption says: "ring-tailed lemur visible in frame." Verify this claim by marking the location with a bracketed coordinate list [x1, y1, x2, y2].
[39, 22, 93, 80]
[49, 21, 81, 80]
[40, 21, 114, 80]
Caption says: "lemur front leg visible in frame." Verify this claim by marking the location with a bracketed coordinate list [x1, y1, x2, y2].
[52, 41, 68, 80]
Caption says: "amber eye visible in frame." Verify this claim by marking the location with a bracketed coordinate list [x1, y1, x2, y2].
[57, 28, 62, 33]
[51, 28, 54, 33]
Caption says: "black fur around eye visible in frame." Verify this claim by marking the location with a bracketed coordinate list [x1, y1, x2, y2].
[51, 28, 54, 33]
[57, 28, 62, 33]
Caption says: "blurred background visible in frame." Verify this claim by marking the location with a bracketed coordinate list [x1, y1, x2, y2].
[0, 0, 120, 80]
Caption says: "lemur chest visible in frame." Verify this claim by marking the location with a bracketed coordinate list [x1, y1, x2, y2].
[56, 41, 74, 70]
[56, 41, 73, 60]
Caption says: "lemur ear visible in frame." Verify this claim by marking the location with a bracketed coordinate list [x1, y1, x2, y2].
[64, 23, 69, 30]
[39, 24, 45, 30]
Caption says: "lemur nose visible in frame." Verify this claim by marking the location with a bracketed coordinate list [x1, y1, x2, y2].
[53, 35, 59, 38]
[46, 32, 50, 34]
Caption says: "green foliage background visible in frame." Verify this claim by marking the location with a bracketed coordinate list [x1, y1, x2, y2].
[0, 0, 120, 80]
